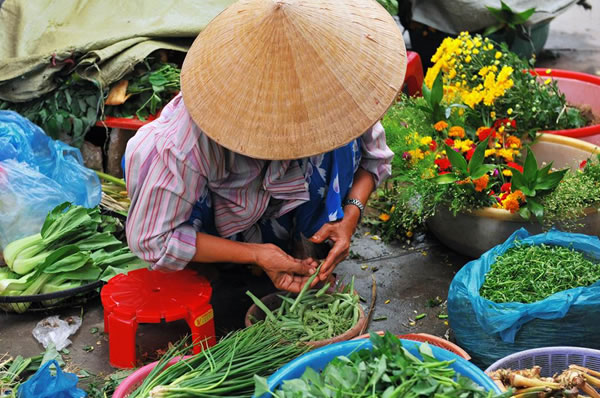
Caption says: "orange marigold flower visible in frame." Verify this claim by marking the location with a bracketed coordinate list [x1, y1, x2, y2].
[473, 174, 489, 192]
[448, 126, 466, 139]
[504, 198, 520, 213]
[379, 213, 391, 222]
[434, 121, 449, 131]
[506, 136, 521, 148]
[513, 190, 526, 201]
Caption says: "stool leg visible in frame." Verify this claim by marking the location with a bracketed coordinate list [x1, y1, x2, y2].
[185, 305, 216, 355]
[108, 312, 138, 368]
[103, 309, 110, 334]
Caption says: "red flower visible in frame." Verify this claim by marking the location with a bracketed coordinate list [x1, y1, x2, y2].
[466, 148, 476, 161]
[501, 182, 511, 193]
[429, 140, 438, 151]
[506, 162, 523, 173]
[477, 127, 496, 142]
[580, 160, 588, 169]
[439, 171, 451, 175]
[444, 138, 455, 147]
[435, 158, 452, 171]
[493, 118, 516, 129]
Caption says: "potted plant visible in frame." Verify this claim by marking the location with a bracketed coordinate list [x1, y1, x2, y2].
[370, 32, 600, 257]
[388, 0, 591, 68]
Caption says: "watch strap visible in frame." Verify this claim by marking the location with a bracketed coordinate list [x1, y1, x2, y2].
[342, 198, 365, 221]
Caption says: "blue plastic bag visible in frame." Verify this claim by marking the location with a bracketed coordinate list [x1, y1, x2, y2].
[448, 228, 600, 368]
[18, 360, 86, 398]
[0, 110, 101, 248]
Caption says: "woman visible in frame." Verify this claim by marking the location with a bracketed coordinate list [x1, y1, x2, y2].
[124, 0, 406, 293]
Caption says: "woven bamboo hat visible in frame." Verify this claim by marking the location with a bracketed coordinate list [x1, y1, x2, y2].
[181, 0, 406, 160]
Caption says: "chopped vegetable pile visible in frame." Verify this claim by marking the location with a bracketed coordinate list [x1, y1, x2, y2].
[0, 202, 145, 312]
[480, 243, 600, 304]
[255, 332, 511, 398]
[246, 265, 361, 342]
[489, 364, 600, 397]
[128, 322, 307, 398]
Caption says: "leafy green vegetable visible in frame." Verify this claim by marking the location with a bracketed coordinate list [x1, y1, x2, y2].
[258, 332, 512, 397]
[480, 243, 600, 303]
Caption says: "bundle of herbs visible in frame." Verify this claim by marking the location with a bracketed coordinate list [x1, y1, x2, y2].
[96, 171, 130, 216]
[255, 331, 512, 398]
[128, 322, 307, 398]
[0, 202, 145, 312]
[246, 264, 362, 343]
[480, 243, 600, 304]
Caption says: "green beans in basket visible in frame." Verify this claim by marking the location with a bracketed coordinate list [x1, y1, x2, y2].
[246, 266, 361, 342]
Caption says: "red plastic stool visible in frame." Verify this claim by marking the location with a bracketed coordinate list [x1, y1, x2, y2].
[101, 268, 215, 368]
[404, 51, 425, 97]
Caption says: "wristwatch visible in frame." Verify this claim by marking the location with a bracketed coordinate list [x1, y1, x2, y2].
[342, 198, 365, 221]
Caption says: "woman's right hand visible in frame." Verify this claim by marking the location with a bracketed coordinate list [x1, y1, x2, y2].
[253, 244, 319, 293]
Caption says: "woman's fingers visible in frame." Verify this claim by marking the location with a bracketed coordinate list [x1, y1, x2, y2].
[309, 223, 333, 244]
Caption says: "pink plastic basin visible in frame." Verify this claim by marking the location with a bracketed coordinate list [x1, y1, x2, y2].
[536, 68, 600, 145]
[112, 355, 191, 398]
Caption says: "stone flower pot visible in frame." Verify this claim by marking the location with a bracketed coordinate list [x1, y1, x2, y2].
[427, 134, 600, 258]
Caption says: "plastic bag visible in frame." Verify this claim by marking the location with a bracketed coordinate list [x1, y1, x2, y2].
[448, 228, 600, 368]
[32, 316, 82, 351]
[17, 360, 86, 398]
[0, 110, 101, 248]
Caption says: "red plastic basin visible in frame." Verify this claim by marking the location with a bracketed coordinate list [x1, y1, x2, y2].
[536, 68, 600, 145]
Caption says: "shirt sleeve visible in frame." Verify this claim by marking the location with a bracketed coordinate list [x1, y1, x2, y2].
[125, 99, 204, 271]
[359, 121, 394, 187]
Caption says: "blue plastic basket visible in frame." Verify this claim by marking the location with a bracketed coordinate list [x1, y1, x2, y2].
[258, 338, 501, 397]
[485, 346, 600, 377]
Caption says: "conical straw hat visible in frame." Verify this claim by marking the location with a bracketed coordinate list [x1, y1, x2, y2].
[181, 0, 406, 160]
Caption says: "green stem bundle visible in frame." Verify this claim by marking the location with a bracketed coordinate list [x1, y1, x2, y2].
[480, 243, 600, 303]
[129, 322, 307, 398]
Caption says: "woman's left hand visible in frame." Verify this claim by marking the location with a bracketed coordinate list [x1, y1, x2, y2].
[309, 206, 360, 282]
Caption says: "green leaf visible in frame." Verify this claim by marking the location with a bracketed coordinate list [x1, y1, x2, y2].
[514, 7, 536, 24]
[469, 164, 497, 180]
[253, 375, 272, 396]
[431, 173, 459, 184]
[444, 144, 468, 174]
[430, 72, 443, 107]
[536, 168, 568, 191]
[422, 81, 431, 103]
[41, 202, 71, 237]
[510, 170, 526, 190]
[467, 137, 489, 174]
[72, 118, 83, 137]
[484, 24, 504, 36]
[76, 232, 122, 251]
[519, 206, 531, 220]
[44, 251, 90, 274]
[523, 148, 539, 183]
[527, 197, 544, 222]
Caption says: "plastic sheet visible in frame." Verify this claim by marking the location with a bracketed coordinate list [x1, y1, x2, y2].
[0, 110, 101, 248]
[448, 228, 600, 368]
[17, 360, 85, 398]
[32, 316, 82, 351]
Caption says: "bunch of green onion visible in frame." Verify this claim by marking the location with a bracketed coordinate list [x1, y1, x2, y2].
[0, 202, 144, 312]
[246, 265, 361, 343]
[129, 322, 307, 398]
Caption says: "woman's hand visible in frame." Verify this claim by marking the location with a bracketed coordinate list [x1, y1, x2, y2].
[253, 243, 320, 293]
[309, 205, 360, 282]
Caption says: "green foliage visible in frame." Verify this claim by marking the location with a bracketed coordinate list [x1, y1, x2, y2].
[508, 148, 568, 221]
[541, 156, 600, 230]
[480, 243, 600, 303]
[421, 73, 445, 123]
[260, 332, 513, 397]
[484, 1, 536, 38]
[376, 0, 398, 15]
[0, 75, 102, 146]
[104, 59, 180, 121]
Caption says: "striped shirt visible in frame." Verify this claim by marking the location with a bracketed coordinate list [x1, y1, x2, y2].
[125, 94, 393, 271]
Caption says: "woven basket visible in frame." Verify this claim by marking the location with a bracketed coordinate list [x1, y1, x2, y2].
[485, 346, 600, 377]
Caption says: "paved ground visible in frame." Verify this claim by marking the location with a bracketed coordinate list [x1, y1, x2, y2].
[1, 2, 599, 389]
